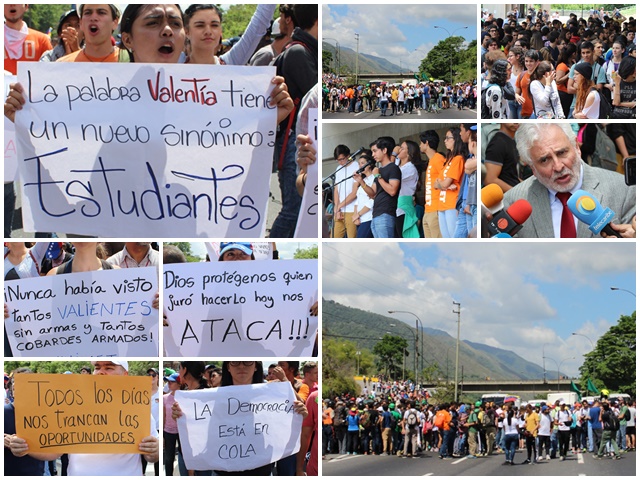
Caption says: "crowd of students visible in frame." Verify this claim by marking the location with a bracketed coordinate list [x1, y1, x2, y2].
[4, 4, 318, 238]
[323, 379, 636, 466]
[321, 77, 477, 114]
[480, 6, 635, 119]
[327, 124, 477, 239]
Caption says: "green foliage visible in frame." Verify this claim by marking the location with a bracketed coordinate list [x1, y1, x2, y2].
[373, 334, 409, 379]
[165, 242, 201, 262]
[24, 4, 71, 35]
[4, 361, 158, 376]
[322, 338, 361, 397]
[430, 382, 456, 404]
[578, 311, 636, 394]
[222, 4, 258, 38]
[293, 245, 318, 259]
[419, 37, 476, 84]
[323, 50, 333, 73]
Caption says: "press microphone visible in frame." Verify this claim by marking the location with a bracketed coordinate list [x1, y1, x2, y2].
[567, 190, 623, 237]
[487, 199, 532, 237]
[492, 232, 512, 238]
[481, 184, 504, 214]
[354, 158, 376, 177]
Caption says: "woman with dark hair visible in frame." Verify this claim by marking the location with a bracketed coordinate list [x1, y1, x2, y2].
[182, 4, 275, 65]
[502, 405, 520, 465]
[484, 59, 510, 119]
[434, 128, 465, 238]
[529, 61, 564, 118]
[352, 153, 375, 238]
[507, 46, 525, 118]
[573, 63, 600, 119]
[393, 141, 420, 238]
[556, 43, 577, 118]
[378, 86, 390, 116]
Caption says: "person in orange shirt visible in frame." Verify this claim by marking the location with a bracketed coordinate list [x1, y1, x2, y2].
[57, 4, 123, 63]
[434, 128, 465, 237]
[4, 4, 52, 74]
[515, 49, 540, 118]
[419, 129, 444, 238]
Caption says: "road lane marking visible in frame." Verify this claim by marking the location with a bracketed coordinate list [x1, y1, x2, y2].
[451, 457, 467, 465]
[577, 452, 584, 464]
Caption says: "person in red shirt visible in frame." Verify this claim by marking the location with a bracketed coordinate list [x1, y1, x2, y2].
[4, 4, 52, 74]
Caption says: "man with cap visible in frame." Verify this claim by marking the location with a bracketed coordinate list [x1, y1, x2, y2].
[249, 19, 289, 66]
[466, 401, 482, 457]
[80, 366, 92, 374]
[7, 360, 159, 476]
[57, 4, 124, 63]
[163, 372, 181, 475]
[40, 9, 81, 62]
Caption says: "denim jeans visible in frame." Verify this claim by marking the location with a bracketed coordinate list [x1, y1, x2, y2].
[453, 209, 470, 238]
[504, 433, 519, 462]
[270, 132, 301, 238]
[371, 213, 395, 238]
[438, 209, 458, 238]
[356, 220, 373, 238]
[508, 100, 522, 119]
[439, 429, 452, 457]
[617, 424, 627, 450]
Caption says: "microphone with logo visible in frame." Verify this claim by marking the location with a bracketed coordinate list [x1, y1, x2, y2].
[566, 190, 623, 238]
[480, 184, 504, 214]
[486, 199, 533, 237]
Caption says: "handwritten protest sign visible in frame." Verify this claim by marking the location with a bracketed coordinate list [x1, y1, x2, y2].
[205, 242, 273, 261]
[15, 63, 277, 237]
[294, 108, 318, 238]
[176, 381, 301, 472]
[4, 267, 158, 357]
[163, 260, 318, 356]
[5, 74, 18, 182]
[15, 373, 152, 454]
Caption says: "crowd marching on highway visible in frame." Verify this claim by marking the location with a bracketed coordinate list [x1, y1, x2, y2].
[322, 378, 636, 465]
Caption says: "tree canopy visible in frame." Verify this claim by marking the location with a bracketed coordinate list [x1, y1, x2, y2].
[293, 245, 318, 259]
[418, 37, 476, 84]
[578, 311, 636, 394]
[373, 334, 409, 380]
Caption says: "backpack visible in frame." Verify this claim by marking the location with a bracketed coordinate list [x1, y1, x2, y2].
[482, 410, 494, 429]
[624, 407, 631, 421]
[333, 406, 347, 427]
[406, 410, 418, 427]
[603, 410, 620, 431]
[360, 410, 372, 428]
[388, 411, 398, 430]
[434, 410, 447, 429]
[589, 87, 612, 119]
[481, 83, 499, 119]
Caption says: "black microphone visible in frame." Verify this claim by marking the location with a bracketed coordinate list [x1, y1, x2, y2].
[486, 199, 533, 237]
[348, 147, 366, 161]
[354, 158, 376, 177]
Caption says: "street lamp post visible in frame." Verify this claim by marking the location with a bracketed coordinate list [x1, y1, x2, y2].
[542, 343, 552, 384]
[452, 301, 461, 402]
[389, 322, 417, 383]
[434, 25, 468, 85]
[572, 332, 595, 378]
[355, 33, 360, 85]
[324, 37, 341, 75]
[388, 310, 424, 385]
[610, 287, 636, 298]
[356, 350, 361, 376]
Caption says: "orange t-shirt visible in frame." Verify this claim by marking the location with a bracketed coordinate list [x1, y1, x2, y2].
[555, 62, 570, 93]
[435, 154, 464, 211]
[57, 47, 122, 63]
[424, 152, 446, 213]
[516, 71, 533, 118]
[4, 28, 53, 74]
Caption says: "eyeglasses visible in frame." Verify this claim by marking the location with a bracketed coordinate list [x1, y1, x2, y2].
[229, 361, 255, 367]
[336, 156, 348, 162]
[148, 372, 157, 377]
[444, 136, 454, 140]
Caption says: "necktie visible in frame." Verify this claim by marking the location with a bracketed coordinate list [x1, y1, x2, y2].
[556, 192, 576, 238]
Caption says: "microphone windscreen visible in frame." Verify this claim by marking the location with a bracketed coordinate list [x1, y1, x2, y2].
[506, 199, 533, 224]
[481, 184, 504, 209]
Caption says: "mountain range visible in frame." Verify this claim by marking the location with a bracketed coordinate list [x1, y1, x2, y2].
[323, 300, 566, 382]
[322, 42, 405, 74]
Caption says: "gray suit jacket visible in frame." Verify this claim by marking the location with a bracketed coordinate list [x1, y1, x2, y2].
[503, 162, 636, 238]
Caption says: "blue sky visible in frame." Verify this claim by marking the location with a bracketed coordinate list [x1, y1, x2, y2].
[322, 4, 477, 71]
[323, 242, 636, 377]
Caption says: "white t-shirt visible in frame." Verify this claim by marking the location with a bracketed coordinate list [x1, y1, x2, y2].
[355, 175, 374, 223]
[335, 161, 359, 212]
[557, 409, 571, 431]
[538, 413, 552, 436]
[628, 407, 636, 427]
[503, 416, 519, 435]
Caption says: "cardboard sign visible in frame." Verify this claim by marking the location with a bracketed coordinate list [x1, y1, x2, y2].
[294, 108, 318, 238]
[5, 74, 18, 182]
[4, 267, 158, 356]
[16, 63, 277, 237]
[14, 373, 152, 454]
[176, 382, 301, 471]
[163, 260, 317, 356]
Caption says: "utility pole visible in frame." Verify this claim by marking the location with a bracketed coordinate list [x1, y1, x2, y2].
[355, 33, 360, 85]
[453, 301, 461, 402]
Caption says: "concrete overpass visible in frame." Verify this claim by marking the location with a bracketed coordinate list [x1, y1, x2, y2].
[354, 72, 419, 83]
[421, 379, 576, 400]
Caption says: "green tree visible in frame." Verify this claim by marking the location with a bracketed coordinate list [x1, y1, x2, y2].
[222, 4, 257, 38]
[323, 50, 333, 73]
[293, 245, 318, 259]
[578, 311, 636, 394]
[24, 4, 71, 35]
[373, 334, 408, 380]
[322, 338, 360, 398]
[165, 242, 201, 262]
[418, 36, 476, 84]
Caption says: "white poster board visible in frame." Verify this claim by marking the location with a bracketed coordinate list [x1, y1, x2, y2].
[294, 108, 318, 238]
[4, 266, 158, 356]
[163, 259, 317, 356]
[176, 382, 302, 472]
[15, 63, 277, 237]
